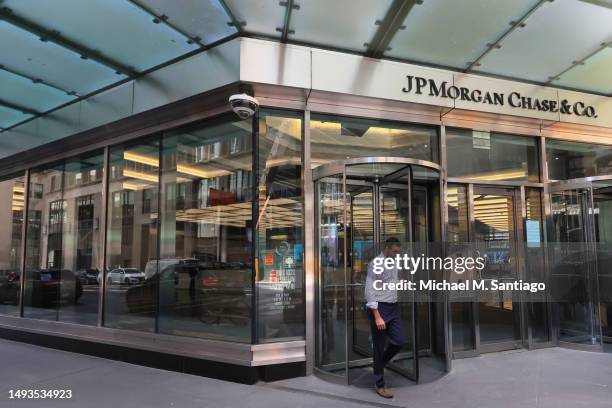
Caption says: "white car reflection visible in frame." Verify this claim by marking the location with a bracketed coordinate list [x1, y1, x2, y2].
[106, 268, 145, 285]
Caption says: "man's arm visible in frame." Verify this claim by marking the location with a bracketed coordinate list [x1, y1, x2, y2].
[365, 258, 386, 330]
[371, 307, 386, 330]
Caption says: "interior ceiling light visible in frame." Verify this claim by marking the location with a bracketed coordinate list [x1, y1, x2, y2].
[123, 169, 158, 183]
[124, 151, 159, 167]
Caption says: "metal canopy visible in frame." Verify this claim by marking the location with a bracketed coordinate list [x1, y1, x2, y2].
[0, 0, 610, 132]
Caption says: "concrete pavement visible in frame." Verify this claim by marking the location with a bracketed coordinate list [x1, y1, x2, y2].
[0, 338, 611, 408]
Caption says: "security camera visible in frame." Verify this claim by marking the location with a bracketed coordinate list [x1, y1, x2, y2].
[229, 93, 259, 119]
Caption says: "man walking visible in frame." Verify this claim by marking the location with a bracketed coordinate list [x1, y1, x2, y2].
[364, 237, 404, 399]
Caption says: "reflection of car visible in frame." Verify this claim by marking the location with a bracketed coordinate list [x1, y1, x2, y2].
[26, 269, 83, 308]
[124, 259, 252, 324]
[126, 259, 200, 314]
[0, 270, 20, 305]
[77, 269, 99, 285]
[106, 268, 145, 285]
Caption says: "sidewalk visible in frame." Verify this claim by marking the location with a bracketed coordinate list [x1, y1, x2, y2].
[0, 338, 611, 408]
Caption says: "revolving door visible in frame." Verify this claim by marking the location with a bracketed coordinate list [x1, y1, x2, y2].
[550, 176, 612, 350]
[313, 157, 448, 384]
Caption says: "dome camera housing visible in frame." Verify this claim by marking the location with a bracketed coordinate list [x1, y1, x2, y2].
[229, 93, 259, 119]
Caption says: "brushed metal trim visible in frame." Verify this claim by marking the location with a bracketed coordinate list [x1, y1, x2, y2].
[303, 110, 315, 375]
[0, 315, 305, 367]
[312, 157, 441, 181]
[18, 169, 29, 318]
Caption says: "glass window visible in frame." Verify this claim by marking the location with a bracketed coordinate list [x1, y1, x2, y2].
[0, 174, 25, 316]
[446, 129, 539, 182]
[22, 153, 104, 325]
[256, 110, 304, 342]
[23, 164, 64, 321]
[58, 153, 104, 325]
[104, 138, 160, 332]
[157, 116, 253, 342]
[546, 139, 612, 180]
[310, 114, 438, 167]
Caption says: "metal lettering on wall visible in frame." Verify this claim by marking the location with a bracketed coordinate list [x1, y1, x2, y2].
[403, 75, 598, 119]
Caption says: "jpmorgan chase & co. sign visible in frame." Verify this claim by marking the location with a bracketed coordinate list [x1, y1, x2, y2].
[402, 75, 598, 119]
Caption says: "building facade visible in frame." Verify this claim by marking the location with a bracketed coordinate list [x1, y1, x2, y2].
[0, 38, 611, 384]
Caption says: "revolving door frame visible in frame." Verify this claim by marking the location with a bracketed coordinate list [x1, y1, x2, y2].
[549, 175, 612, 352]
[312, 157, 444, 384]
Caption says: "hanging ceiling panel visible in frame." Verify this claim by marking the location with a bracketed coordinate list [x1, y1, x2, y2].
[223, 0, 284, 38]
[0, 70, 74, 113]
[131, 0, 237, 45]
[0, 0, 609, 132]
[555, 46, 612, 94]
[476, 0, 612, 83]
[0, 22, 123, 95]
[3, 0, 198, 72]
[0, 106, 32, 129]
[290, 0, 392, 51]
[386, 0, 539, 68]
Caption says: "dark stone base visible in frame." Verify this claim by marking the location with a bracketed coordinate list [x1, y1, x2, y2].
[0, 327, 305, 385]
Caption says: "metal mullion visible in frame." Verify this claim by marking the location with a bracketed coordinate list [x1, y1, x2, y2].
[540, 136, 555, 344]
[0, 98, 40, 116]
[154, 135, 163, 334]
[342, 165, 349, 384]
[379, 165, 411, 184]
[304, 110, 315, 375]
[56, 160, 66, 322]
[251, 115, 259, 345]
[127, 0, 206, 47]
[0, 65, 77, 96]
[408, 166, 419, 382]
[373, 183, 380, 255]
[218, 0, 244, 34]
[365, 0, 420, 58]
[518, 186, 529, 349]
[97, 146, 110, 327]
[279, 0, 298, 43]
[440, 125, 452, 371]
[466, 0, 551, 71]
[448, 178, 545, 189]
[467, 183, 480, 352]
[18, 169, 30, 317]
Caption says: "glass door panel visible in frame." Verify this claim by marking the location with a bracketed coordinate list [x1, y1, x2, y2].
[473, 187, 521, 349]
[550, 187, 600, 346]
[348, 185, 375, 361]
[593, 183, 612, 347]
[316, 174, 348, 380]
[447, 185, 476, 354]
[379, 173, 417, 381]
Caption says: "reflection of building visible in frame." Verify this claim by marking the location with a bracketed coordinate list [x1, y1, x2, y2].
[0, 180, 24, 272]
[0, 1, 612, 386]
[26, 167, 103, 273]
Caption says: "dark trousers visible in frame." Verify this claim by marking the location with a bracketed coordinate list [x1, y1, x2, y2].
[367, 302, 404, 387]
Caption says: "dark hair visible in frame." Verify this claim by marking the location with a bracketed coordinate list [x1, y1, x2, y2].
[384, 237, 401, 248]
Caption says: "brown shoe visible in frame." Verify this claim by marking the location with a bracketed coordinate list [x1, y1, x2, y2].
[375, 385, 394, 399]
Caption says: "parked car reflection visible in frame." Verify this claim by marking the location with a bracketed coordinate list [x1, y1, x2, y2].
[25, 269, 83, 308]
[77, 269, 100, 285]
[106, 268, 145, 285]
[124, 259, 252, 327]
[0, 270, 20, 305]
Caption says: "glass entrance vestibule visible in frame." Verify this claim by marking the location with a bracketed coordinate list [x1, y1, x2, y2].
[550, 177, 612, 350]
[313, 157, 448, 384]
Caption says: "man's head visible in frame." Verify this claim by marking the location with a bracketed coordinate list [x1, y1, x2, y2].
[383, 237, 402, 257]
